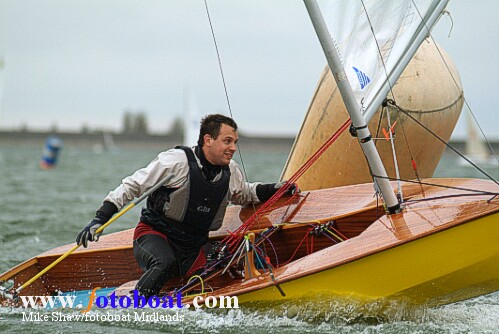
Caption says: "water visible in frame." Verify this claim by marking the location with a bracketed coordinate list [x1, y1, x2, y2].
[0, 142, 498, 333]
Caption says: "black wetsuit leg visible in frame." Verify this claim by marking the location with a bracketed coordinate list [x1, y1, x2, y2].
[133, 234, 180, 298]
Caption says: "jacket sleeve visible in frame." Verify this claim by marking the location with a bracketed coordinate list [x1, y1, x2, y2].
[103, 149, 189, 210]
[228, 160, 261, 206]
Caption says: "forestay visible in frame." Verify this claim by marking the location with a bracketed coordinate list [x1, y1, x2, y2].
[315, 0, 449, 121]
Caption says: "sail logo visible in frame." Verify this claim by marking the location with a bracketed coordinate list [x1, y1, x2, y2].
[353, 67, 371, 89]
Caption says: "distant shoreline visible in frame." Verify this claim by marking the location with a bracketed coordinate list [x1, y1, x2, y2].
[1, 130, 497, 153]
[0, 130, 295, 150]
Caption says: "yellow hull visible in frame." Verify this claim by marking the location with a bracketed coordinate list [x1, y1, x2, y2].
[237, 212, 499, 306]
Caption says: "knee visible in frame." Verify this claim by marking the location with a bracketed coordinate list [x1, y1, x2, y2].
[149, 255, 176, 275]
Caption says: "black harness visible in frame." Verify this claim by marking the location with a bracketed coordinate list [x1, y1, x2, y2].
[143, 146, 230, 235]
[177, 146, 230, 231]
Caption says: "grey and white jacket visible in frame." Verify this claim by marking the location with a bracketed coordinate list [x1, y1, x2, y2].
[103, 147, 261, 229]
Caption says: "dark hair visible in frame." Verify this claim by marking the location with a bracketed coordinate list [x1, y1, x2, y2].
[198, 114, 238, 147]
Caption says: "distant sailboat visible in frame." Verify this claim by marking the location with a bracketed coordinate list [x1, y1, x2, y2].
[93, 132, 119, 154]
[0, 57, 4, 106]
[0, 57, 4, 114]
[462, 110, 498, 166]
[103, 131, 118, 153]
[183, 88, 200, 147]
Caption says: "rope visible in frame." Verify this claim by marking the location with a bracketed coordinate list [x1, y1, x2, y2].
[255, 227, 281, 267]
[220, 118, 352, 252]
[388, 100, 499, 186]
[325, 225, 348, 241]
[281, 228, 314, 266]
[184, 275, 206, 298]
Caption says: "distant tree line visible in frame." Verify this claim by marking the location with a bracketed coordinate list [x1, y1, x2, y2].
[9, 110, 185, 140]
[122, 111, 149, 135]
[121, 112, 183, 139]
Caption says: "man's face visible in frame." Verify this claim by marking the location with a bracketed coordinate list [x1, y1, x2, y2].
[202, 124, 238, 165]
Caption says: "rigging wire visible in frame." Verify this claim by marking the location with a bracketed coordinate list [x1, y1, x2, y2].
[370, 174, 498, 199]
[463, 105, 499, 165]
[397, 115, 426, 196]
[363, 0, 498, 186]
[359, 0, 409, 203]
[203, 0, 233, 121]
[359, 0, 397, 105]
[203, 0, 267, 231]
[410, 0, 499, 167]
[388, 100, 498, 185]
[203, 0, 252, 181]
[374, 107, 385, 145]
[384, 103, 403, 202]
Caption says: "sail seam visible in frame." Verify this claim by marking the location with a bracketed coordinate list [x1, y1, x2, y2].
[386, 92, 463, 114]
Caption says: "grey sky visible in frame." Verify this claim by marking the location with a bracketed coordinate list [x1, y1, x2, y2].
[0, 1, 497, 139]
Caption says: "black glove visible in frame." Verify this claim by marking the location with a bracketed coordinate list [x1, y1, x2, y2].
[256, 181, 300, 202]
[76, 201, 118, 248]
[76, 217, 105, 248]
[274, 181, 300, 195]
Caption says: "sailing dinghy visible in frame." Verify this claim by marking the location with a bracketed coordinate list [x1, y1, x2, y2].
[1, 0, 498, 309]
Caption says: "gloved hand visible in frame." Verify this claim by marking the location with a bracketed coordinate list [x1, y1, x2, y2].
[76, 218, 105, 248]
[274, 181, 301, 196]
[76, 201, 118, 248]
[256, 181, 300, 202]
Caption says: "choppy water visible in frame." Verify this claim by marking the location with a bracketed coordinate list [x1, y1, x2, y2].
[0, 142, 498, 334]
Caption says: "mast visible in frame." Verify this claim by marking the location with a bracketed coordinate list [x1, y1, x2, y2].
[304, 0, 400, 213]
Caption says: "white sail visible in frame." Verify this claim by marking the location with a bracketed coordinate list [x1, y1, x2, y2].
[305, 0, 449, 212]
[315, 0, 449, 121]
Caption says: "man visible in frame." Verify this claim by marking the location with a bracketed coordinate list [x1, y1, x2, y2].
[76, 114, 296, 298]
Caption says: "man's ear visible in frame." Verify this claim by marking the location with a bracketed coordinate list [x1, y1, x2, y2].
[203, 134, 212, 147]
